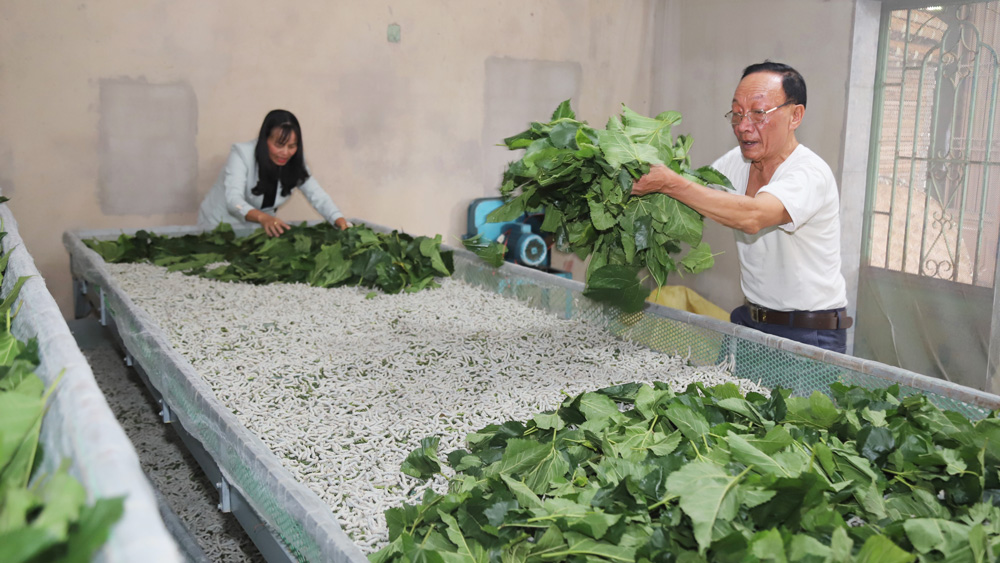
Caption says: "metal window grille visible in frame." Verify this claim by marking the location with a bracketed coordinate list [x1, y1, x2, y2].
[865, 3, 1000, 287]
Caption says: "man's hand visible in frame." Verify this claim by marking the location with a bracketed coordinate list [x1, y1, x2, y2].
[631, 164, 687, 197]
[334, 217, 351, 230]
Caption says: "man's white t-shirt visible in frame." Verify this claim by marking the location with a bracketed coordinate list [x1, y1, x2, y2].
[710, 144, 848, 312]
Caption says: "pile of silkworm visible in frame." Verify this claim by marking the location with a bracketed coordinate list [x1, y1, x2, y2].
[106, 263, 768, 553]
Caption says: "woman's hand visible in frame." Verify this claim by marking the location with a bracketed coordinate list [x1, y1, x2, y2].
[262, 215, 290, 237]
[247, 209, 290, 237]
[334, 217, 352, 230]
[631, 164, 685, 197]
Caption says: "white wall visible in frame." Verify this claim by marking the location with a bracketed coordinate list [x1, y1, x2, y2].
[0, 0, 870, 321]
[0, 0, 661, 316]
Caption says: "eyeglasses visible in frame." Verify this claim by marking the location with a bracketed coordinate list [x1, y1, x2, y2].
[725, 100, 794, 127]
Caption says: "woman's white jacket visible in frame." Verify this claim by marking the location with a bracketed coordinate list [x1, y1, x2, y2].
[197, 140, 343, 228]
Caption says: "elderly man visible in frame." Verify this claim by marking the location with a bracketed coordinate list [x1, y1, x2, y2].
[632, 61, 851, 353]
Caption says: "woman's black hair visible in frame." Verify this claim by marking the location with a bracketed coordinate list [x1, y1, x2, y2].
[742, 61, 807, 108]
[251, 109, 310, 203]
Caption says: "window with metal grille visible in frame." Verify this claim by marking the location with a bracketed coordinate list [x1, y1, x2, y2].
[857, 1, 1000, 391]
[865, 3, 1000, 286]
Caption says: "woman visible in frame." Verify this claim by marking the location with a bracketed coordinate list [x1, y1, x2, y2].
[198, 109, 348, 237]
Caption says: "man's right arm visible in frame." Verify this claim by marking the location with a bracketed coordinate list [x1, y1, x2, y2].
[631, 164, 790, 234]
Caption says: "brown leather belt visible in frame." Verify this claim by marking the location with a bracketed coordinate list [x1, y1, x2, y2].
[747, 301, 853, 330]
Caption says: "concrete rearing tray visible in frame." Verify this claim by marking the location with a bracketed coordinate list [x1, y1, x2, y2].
[63, 221, 1000, 562]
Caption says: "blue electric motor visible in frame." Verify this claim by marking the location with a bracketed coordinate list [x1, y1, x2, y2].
[502, 224, 547, 268]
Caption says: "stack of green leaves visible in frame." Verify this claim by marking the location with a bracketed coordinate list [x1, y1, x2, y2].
[85, 222, 454, 295]
[477, 101, 732, 312]
[372, 382, 1000, 562]
[0, 204, 124, 562]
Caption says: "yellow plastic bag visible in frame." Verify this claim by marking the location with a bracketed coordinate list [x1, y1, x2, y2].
[646, 286, 729, 321]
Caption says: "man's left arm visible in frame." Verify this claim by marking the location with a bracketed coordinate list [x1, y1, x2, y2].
[631, 164, 790, 235]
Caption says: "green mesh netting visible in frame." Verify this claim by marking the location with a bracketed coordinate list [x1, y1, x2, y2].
[449, 252, 1000, 421]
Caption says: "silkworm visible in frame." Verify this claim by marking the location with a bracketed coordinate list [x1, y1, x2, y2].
[106, 262, 769, 553]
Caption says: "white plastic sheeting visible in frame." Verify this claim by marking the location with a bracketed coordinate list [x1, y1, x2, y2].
[64, 224, 366, 562]
[0, 202, 182, 562]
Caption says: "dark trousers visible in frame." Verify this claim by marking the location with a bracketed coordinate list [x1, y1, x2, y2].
[730, 305, 847, 354]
